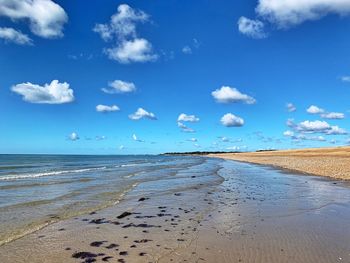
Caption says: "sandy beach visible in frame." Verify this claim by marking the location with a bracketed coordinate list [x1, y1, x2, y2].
[209, 147, 350, 180]
[1, 157, 350, 263]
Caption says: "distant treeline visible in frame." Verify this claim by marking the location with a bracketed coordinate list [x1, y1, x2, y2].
[162, 149, 277, 155]
[161, 151, 240, 155]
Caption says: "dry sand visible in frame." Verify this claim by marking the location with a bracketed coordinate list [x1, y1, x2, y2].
[209, 146, 350, 180]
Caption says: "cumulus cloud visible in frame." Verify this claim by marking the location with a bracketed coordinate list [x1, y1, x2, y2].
[0, 27, 32, 45]
[326, 126, 347, 135]
[256, 0, 350, 28]
[220, 113, 244, 127]
[239, 1, 350, 38]
[68, 132, 79, 141]
[212, 86, 256, 104]
[0, 0, 68, 39]
[307, 105, 345, 119]
[129, 108, 157, 120]
[187, 138, 197, 142]
[102, 80, 136, 94]
[96, 104, 120, 113]
[93, 4, 157, 63]
[11, 80, 74, 104]
[177, 122, 195, 133]
[320, 112, 345, 119]
[298, 120, 330, 132]
[177, 113, 199, 122]
[307, 105, 324, 114]
[238, 16, 267, 39]
[132, 134, 144, 142]
[286, 103, 296, 112]
[287, 119, 347, 136]
[105, 38, 158, 64]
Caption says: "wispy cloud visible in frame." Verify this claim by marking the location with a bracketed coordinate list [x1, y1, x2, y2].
[132, 134, 144, 142]
[96, 104, 120, 113]
[177, 113, 199, 122]
[238, 17, 267, 39]
[0, 27, 32, 45]
[68, 132, 79, 141]
[177, 122, 195, 133]
[102, 80, 136, 94]
[286, 103, 296, 112]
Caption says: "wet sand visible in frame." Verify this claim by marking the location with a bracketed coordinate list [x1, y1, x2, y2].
[0, 159, 350, 263]
[209, 146, 350, 180]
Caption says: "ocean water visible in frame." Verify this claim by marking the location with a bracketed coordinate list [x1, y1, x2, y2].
[0, 154, 223, 246]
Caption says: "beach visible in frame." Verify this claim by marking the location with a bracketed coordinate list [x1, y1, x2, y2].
[0, 155, 350, 262]
[209, 146, 350, 180]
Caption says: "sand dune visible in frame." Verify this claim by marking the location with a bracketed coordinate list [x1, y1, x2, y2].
[209, 146, 350, 180]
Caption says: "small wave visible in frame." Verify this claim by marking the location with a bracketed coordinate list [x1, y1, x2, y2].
[117, 162, 152, 168]
[0, 167, 106, 181]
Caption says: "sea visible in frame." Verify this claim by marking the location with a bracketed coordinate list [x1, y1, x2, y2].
[0, 154, 223, 246]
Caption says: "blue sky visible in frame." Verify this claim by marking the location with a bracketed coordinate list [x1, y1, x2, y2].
[1, 0, 350, 154]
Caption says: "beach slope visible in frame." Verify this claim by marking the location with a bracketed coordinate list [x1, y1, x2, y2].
[209, 146, 350, 180]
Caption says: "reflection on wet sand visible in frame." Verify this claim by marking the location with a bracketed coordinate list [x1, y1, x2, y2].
[0, 159, 349, 263]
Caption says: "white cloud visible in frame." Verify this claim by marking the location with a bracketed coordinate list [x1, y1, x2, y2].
[95, 135, 106, 141]
[93, 4, 148, 41]
[132, 134, 144, 142]
[11, 80, 74, 104]
[286, 103, 296, 112]
[96, 104, 120, 113]
[177, 122, 195, 133]
[102, 80, 136, 94]
[119, 145, 125, 150]
[307, 105, 324, 114]
[93, 4, 157, 63]
[283, 130, 294, 137]
[212, 86, 256, 104]
[0, 27, 32, 45]
[256, 0, 350, 28]
[341, 76, 350, 82]
[0, 0, 68, 39]
[187, 138, 197, 142]
[289, 119, 347, 135]
[129, 108, 157, 120]
[182, 46, 192, 54]
[105, 38, 158, 64]
[326, 126, 347, 135]
[307, 105, 345, 119]
[226, 146, 242, 151]
[220, 113, 244, 127]
[177, 113, 199, 122]
[320, 112, 345, 119]
[238, 16, 267, 39]
[298, 120, 330, 132]
[69, 132, 79, 141]
[219, 136, 230, 142]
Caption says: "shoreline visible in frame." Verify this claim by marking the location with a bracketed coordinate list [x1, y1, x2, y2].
[206, 146, 350, 181]
[1, 157, 350, 262]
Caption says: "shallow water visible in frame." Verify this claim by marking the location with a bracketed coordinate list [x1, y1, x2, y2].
[1, 157, 350, 263]
[0, 154, 220, 245]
